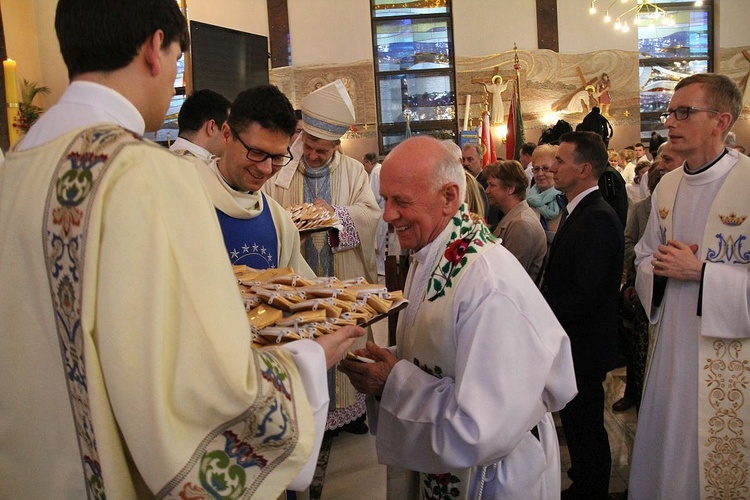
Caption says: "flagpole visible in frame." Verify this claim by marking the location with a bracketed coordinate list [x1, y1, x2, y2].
[463, 94, 471, 131]
[508, 43, 525, 161]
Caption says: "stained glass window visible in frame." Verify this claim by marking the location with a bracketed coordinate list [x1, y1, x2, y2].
[637, 1, 713, 138]
[371, 0, 456, 154]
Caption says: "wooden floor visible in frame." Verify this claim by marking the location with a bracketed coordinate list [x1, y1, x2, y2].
[315, 321, 637, 499]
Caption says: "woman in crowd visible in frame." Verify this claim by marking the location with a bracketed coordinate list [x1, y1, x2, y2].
[609, 151, 622, 173]
[525, 144, 563, 234]
[618, 148, 636, 185]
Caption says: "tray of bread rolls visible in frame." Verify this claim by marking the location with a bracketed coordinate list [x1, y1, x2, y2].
[233, 265, 407, 347]
[285, 203, 341, 233]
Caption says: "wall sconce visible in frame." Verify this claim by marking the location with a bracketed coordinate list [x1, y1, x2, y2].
[541, 112, 561, 127]
[492, 124, 508, 143]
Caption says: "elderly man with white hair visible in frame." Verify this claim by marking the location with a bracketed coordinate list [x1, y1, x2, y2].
[340, 136, 577, 499]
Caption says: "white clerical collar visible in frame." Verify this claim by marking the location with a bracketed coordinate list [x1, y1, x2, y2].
[66, 81, 144, 133]
[566, 185, 599, 215]
[18, 81, 145, 150]
[681, 148, 737, 187]
[207, 158, 262, 215]
[410, 215, 457, 265]
[170, 137, 212, 160]
[684, 147, 729, 175]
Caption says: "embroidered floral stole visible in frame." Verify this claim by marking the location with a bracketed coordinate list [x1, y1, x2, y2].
[43, 125, 146, 498]
[425, 204, 497, 302]
[44, 125, 308, 499]
[401, 204, 497, 499]
[655, 158, 750, 498]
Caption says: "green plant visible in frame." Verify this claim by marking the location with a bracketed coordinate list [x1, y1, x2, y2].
[13, 79, 50, 133]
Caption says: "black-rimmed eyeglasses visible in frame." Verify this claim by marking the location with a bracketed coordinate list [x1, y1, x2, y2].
[660, 106, 720, 124]
[229, 126, 294, 167]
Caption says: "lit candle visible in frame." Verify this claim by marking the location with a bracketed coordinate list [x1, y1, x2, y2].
[4, 59, 18, 104]
[4, 58, 21, 146]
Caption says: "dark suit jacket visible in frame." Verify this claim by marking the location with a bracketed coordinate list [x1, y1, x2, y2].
[541, 189, 624, 377]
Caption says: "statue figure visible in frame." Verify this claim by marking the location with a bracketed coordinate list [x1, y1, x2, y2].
[482, 75, 508, 125]
[597, 72, 612, 117]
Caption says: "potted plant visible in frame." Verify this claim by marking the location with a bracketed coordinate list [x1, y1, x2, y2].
[13, 79, 50, 134]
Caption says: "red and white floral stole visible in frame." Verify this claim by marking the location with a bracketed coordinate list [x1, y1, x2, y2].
[425, 204, 497, 302]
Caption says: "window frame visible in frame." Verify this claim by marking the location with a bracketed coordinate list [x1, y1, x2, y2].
[370, 1, 458, 155]
[637, 0, 714, 139]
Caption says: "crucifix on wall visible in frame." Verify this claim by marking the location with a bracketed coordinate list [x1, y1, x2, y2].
[471, 68, 516, 125]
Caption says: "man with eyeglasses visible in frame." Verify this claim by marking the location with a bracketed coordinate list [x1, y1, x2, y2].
[0, 3, 363, 497]
[629, 73, 749, 499]
[192, 84, 314, 275]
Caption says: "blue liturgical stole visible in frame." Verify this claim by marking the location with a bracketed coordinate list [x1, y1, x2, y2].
[216, 192, 279, 269]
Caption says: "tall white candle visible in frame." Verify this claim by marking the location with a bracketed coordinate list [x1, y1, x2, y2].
[463, 94, 471, 131]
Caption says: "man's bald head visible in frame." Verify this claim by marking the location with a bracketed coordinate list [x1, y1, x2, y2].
[380, 136, 466, 250]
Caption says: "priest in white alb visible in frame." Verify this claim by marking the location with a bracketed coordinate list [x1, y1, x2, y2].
[630, 73, 750, 499]
[189, 85, 314, 276]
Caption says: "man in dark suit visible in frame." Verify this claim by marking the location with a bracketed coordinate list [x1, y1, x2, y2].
[540, 131, 625, 499]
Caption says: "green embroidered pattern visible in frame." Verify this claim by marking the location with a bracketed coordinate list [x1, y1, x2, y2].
[425, 204, 496, 302]
[199, 449, 248, 498]
[43, 125, 302, 499]
[44, 125, 146, 499]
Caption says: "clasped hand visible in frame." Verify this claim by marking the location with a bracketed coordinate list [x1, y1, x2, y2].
[651, 240, 701, 282]
[338, 341, 398, 396]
